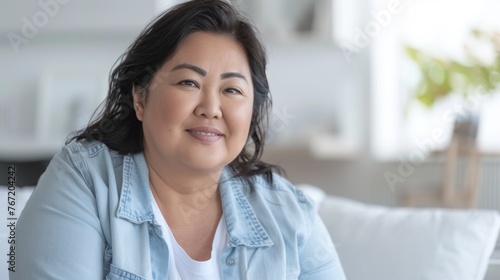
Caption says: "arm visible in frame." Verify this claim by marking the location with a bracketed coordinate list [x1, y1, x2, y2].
[298, 209, 346, 280]
[10, 148, 105, 279]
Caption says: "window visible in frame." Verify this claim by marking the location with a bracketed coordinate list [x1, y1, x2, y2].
[371, 0, 500, 160]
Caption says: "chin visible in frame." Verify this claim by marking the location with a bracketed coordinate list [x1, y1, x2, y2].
[184, 159, 228, 173]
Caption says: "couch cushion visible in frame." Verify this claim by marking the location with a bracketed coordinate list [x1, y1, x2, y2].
[316, 193, 500, 280]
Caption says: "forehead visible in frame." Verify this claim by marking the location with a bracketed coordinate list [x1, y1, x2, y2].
[165, 32, 250, 71]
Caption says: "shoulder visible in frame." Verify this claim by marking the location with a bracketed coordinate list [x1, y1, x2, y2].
[248, 173, 317, 236]
[50, 140, 126, 186]
[58, 140, 124, 165]
[252, 173, 314, 212]
[62, 139, 120, 160]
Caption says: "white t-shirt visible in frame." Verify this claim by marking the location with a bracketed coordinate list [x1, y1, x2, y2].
[151, 196, 227, 280]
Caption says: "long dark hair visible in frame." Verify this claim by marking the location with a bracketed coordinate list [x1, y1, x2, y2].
[70, 0, 282, 186]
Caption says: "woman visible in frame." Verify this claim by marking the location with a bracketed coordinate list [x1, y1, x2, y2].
[12, 0, 345, 279]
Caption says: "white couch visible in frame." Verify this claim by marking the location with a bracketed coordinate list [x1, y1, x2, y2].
[299, 185, 500, 280]
[2, 185, 500, 280]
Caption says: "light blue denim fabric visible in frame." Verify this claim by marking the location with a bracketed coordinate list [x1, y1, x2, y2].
[11, 140, 345, 280]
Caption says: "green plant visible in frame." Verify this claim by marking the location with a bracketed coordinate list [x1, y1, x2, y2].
[405, 29, 500, 107]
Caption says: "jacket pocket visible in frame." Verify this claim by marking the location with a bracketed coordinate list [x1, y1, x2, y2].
[105, 264, 146, 280]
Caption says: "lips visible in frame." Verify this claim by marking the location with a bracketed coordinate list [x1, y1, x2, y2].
[186, 127, 223, 142]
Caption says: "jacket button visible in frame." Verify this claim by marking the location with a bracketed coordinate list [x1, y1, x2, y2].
[226, 258, 236, 266]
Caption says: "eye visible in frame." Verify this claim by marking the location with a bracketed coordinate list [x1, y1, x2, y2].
[224, 87, 242, 95]
[178, 80, 199, 88]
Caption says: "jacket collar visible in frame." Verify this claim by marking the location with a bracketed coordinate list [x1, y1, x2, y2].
[219, 169, 273, 248]
[116, 152, 155, 224]
[117, 152, 273, 248]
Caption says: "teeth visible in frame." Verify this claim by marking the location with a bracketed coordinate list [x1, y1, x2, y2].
[190, 130, 220, 136]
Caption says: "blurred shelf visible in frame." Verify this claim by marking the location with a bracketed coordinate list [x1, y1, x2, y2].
[309, 132, 360, 160]
[0, 1, 155, 33]
[0, 139, 62, 161]
[264, 133, 360, 161]
[431, 149, 500, 158]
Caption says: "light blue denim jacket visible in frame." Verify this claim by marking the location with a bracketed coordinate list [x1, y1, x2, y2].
[11, 140, 345, 280]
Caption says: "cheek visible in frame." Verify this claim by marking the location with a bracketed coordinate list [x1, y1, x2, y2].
[227, 101, 254, 137]
[144, 94, 192, 128]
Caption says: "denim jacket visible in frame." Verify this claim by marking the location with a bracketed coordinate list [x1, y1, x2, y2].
[11, 140, 345, 280]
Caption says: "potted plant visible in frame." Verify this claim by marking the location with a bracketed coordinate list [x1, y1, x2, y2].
[405, 29, 500, 108]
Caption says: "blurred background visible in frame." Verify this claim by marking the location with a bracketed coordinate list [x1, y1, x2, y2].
[1, 0, 500, 209]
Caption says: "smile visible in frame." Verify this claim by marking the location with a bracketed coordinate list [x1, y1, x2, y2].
[186, 128, 224, 143]
[188, 130, 222, 136]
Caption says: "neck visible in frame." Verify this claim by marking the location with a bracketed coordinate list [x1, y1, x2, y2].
[146, 155, 223, 228]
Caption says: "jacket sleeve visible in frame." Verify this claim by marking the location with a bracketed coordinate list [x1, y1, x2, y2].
[298, 199, 346, 280]
[10, 147, 105, 280]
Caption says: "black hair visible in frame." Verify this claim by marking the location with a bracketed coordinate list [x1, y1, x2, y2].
[70, 0, 282, 186]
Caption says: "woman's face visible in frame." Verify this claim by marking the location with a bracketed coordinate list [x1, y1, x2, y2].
[133, 32, 254, 174]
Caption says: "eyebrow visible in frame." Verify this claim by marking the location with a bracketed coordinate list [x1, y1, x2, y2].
[171, 63, 207, 76]
[171, 63, 247, 83]
[221, 72, 247, 83]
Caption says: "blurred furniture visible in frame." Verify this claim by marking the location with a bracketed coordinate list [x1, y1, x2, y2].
[300, 185, 500, 280]
[0, 161, 50, 187]
[401, 115, 482, 208]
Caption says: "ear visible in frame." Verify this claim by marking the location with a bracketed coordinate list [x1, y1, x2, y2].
[132, 86, 145, 121]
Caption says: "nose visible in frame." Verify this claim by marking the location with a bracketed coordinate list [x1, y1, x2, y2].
[194, 88, 222, 119]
